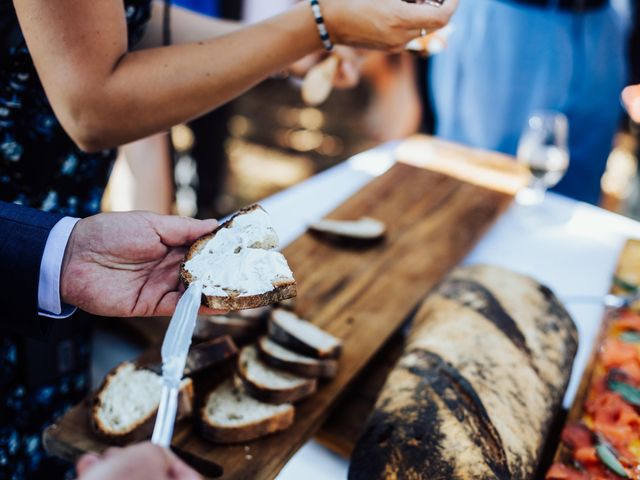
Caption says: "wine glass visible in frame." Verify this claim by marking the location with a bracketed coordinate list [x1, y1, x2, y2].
[516, 111, 570, 206]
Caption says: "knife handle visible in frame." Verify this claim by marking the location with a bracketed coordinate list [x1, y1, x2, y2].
[152, 385, 180, 448]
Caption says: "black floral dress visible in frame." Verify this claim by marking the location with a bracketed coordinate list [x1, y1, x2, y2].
[0, 1, 152, 478]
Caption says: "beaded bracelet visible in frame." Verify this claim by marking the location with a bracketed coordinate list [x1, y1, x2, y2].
[309, 0, 334, 52]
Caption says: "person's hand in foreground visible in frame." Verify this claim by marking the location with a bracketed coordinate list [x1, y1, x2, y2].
[76, 443, 200, 480]
[60, 211, 221, 317]
[622, 85, 640, 123]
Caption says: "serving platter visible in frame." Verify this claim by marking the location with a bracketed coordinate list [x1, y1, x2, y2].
[44, 136, 528, 479]
[549, 239, 640, 478]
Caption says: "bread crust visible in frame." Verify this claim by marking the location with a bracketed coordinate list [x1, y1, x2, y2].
[90, 362, 194, 446]
[257, 336, 338, 379]
[236, 346, 317, 404]
[193, 315, 262, 342]
[199, 388, 295, 444]
[180, 204, 297, 311]
[268, 315, 342, 359]
[183, 336, 238, 376]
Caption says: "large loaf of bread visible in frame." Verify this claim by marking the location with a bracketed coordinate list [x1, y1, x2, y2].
[349, 265, 578, 480]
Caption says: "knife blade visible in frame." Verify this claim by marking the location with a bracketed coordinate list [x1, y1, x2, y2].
[151, 281, 202, 448]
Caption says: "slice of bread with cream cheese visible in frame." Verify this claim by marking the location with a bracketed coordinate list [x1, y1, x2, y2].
[181, 205, 296, 311]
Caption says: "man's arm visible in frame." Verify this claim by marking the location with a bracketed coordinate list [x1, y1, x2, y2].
[0, 202, 64, 337]
[0, 202, 224, 338]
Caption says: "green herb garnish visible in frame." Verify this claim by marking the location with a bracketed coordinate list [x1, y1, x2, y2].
[620, 331, 640, 343]
[596, 443, 630, 478]
[608, 379, 640, 407]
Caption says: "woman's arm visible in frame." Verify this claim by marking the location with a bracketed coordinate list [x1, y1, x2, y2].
[13, 0, 456, 152]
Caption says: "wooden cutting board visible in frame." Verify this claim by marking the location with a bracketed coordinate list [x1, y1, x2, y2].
[44, 136, 528, 479]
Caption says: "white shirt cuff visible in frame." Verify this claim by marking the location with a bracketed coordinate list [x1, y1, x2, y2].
[38, 217, 80, 318]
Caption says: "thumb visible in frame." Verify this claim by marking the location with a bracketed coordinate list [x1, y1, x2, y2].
[76, 453, 101, 476]
[153, 215, 218, 247]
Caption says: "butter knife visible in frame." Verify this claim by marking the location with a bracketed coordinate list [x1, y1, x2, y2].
[151, 281, 202, 448]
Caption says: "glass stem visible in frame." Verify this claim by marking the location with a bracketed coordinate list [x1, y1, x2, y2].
[530, 179, 547, 204]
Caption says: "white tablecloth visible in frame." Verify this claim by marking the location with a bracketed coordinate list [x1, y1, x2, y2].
[92, 142, 640, 480]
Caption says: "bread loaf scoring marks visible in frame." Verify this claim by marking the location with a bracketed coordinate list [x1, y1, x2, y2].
[439, 279, 535, 365]
[403, 349, 512, 479]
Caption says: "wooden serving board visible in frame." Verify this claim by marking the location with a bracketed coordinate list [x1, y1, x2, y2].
[316, 331, 407, 458]
[44, 136, 528, 479]
[553, 239, 640, 465]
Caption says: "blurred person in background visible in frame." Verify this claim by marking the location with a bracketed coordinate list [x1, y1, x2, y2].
[0, 0, 457, 477]
[430, 0, 631, 205]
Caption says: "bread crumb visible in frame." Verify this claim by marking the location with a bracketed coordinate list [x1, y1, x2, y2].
[245, 454, 253, 460]
[244, 446, 250, 452]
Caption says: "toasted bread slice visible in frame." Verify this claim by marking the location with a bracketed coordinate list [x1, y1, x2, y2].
[237, 345, 317, 404]
[181, 205, 297, 311]
[269, 309, 342, 359]
[308, 217, 386, 241]
[145, 336, 238, 377]
[193, 315, 263, 342]
[91, 362, 193, 445]
[200, 379, 294, 444]
[258, 336, 338, 379]
[236, 306, 272, 321]
[183, 336, 238, 376]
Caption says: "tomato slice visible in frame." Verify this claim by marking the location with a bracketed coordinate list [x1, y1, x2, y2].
[546, 463, 590, 480]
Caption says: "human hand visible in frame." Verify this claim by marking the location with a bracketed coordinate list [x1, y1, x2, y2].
[60, 211, 223, 317]
[321, 0, 458, 52]
[289, 46, 363, 90]
[76, 443, 200, 480]
[622, 84, 640, 123]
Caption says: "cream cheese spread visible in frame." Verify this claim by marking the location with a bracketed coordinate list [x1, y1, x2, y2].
[183, 208, 294, 297]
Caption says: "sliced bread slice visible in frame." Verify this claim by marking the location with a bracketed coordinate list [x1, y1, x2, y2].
[91, 362, 193, 445]
[193, 314, 262, 342]
[181, 204, 297, 311]
[237, 345, 317, 404]
[200, 379, 294, 444]
[308, 217, 386, 241]
[236, 306, 272, 321]
[145, 335, 238, 377]
[258, 336, 338, 379]
[269, 309, 342, 359]
[183, 336, 238, 376]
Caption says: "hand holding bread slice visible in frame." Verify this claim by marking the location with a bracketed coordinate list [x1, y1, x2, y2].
[181, 205, 297, 311]
[90, 207, 350, 448]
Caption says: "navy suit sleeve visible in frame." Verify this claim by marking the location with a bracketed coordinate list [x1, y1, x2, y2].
[0, 201, 63, 337]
